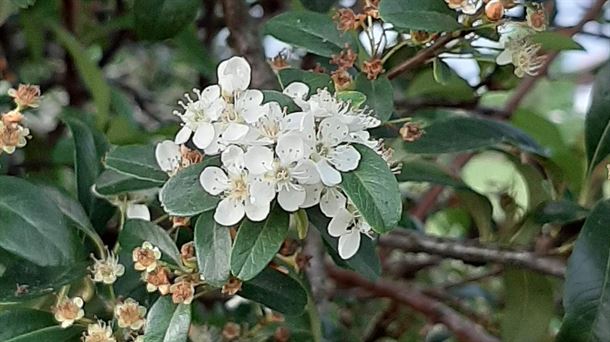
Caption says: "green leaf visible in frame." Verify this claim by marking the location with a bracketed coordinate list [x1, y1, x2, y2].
[62, 112, 108, 216]
[144, 296, 191, 342]
[404, 116, 546, 155]
[10, 0, 36, 9]
[173, 28, 216, 79]
[308, 208, 380, 281]
[433, 58, 452, 84]
[231, 207, 290, 281]
[0, 254, 87, 304]
[501, 268, 554, 342]
[119, 219, 182, 266]
[0, 309, 83, 342]
[530, 31, 584, 51]
[299, 0, 336, 12]
[531, 200, 588, 225]
[230, 207, 290, 281]
[0, 176, 80, 267]
[262, 90, 300, 113]
[294, 209, 309, 240]
[339, 144, 401, 233]
[134, 0, 200, 40]
[278, 69, 334, 94]
[379, 0, 460, 32]
[407, 69, 475, 102]
[240, 268, 308, 316]
[50, 24, 111, 128]
[558, 199, 610, 342]
[336, 91, 367, 108]
[585, 62, 610, 173]
[159, 159, 220, 216]
[94, 169, 162, 196]
[355, 74, 394, 122]
[265, 11, 355, 57]
[105, 144, 167, 183]
[194, 211, 232, 287]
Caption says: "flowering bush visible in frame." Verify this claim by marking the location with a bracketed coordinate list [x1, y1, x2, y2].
[1, 0, 609, 341]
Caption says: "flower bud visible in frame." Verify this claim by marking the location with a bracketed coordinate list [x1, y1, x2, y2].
[485, 0, 504, 21]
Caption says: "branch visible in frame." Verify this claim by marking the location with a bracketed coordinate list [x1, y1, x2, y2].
[503, 0, 608, 114]
[220, 0, 276, 89]
[379, 230, 566, 277]
[327, 267, 500, 342]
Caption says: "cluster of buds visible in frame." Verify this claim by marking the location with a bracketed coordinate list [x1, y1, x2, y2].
[132, 241, 201, 305]
[330, 46, 357, 89]
[1, 84, 39, 154]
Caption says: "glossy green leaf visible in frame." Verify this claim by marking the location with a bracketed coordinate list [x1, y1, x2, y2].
[502, 268, 554, 342]
[532, 200, 588, 225]
[0, 176, 80, 267]
[62, 112, 108, 216]
[94, 169, 162, 196]
[194, 211, 232, 287]
[299, 0, 336, 12]
[119, 219, 181, 266]
[278, 69, 334, 94]
[379, 0, 460, 32]
[231, 207, 290, 281]
[105, 144, 167, 183]
[339, 144, 401, 233]
[407, 68, 475, 102]
[144, 296, 191, 342]
[240, 268, 308, 316]
[50, 24, 111, 127]
[403, 116, 545, 155]
[265, 11, 355, 57]
[530, 31, 584, 51]
[262, 90, 300, 113]
[336, 91, 367, 108]
[0, 309, 83, 342]
[585, 62, 610, 173]
[159, 158, 220, 216]
[558, 199, 610, 341]
[308, 208, 380, 281]
[355, 74, 393, 122]
[134, 0, 200, 40]
[10, 0, 36, 9]
[433, 58, 452, 84]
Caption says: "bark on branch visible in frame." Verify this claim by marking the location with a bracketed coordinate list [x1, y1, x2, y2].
[328, 267, 500, 342]
[379, 230, 565, 277]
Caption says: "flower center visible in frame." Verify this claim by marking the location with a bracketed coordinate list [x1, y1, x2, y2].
[228, 175, 249, 202]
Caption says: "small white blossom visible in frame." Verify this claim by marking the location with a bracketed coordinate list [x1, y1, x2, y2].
[114, 298, 147, 331]
[53, 296, 85, 328]
[83, 320, 116, 342]
[328, 207, 373, 259]
[444, 0, 480, 15]
[90, 249, 125, 284]
[155, 140, 181, 174]
[132, 241, 161, 272]
[173, 86, 225, 150]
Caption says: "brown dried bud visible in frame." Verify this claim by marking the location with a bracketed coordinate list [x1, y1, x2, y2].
[485, 0, 504, 21]
[8, 84, 41, 109]
[274, 327, 291, 342]
[399, 121, 424, 142]
[180, 242, 197, 268]
[363, 0, 380, 19]
[310, 63, 326, 74]
[411, 30, 433, 45]
[172, 216, 190, 229]
[222, 322, 241, 341]
[270, 53, 290, 71]
[145, 266, 171, 295]
[221, 277, 243, 296]
[279, 239, 298, 256]
[333, 9, 365, 32]
[331, 69, 353, 91]
[362, 58, 384, 80]
[180, 145, 203, 168]
[330, 47, 357, 69]
[527, 7, 547, 31]
[170, 278, 195, 305]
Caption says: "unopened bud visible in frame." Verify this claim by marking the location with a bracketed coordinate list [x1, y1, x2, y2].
[485, 0, 504, 21]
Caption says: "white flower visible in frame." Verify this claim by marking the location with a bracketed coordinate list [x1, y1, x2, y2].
[496, 27, 545, 78]
[219, 90, 267, 145]
[173, 86, 225, 150]
[83, 320, 116, 342]
[132, 241, 161, 272]
[311, 117, 361, 186]
[126, 203, 151, 221]
[90, 249, 125, 284]
[301, 184, 347, 217]
[444, 0, 480, 15]
[246, 102, 286, 145]
[53, 296, 85, 328]
[200, 146, 274, 225]
[328, 207, 373, 259]
[155, 140, 181, 174]
[114, 298, 147, 331]
[218, 56, 252, 97]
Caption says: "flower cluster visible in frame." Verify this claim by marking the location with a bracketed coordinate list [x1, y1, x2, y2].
[158, 57, 386, 259]
[0, 84, 39, 154]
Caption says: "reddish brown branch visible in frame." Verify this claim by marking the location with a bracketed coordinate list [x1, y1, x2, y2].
[328, 267, 500, 342]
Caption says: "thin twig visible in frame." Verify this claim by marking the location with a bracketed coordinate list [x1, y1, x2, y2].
[328, 267, 500, 342]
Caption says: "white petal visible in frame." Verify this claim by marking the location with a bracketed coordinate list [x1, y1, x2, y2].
[174, 126, 192, 144]
[320, 188, 346, 217]
[282, 112, 315, 138]
[244, 146, 274, 175]
[245, 200, 270, 222]
[316, 159, 342, 186]
[222, 122, 250, 143]
[192, 122, 216, 149]
[215, 198, 245, 226]
[155, 140, 181, 172]
[320, 117, 349, 146]
[221, 145, 245, 171]
[236, 90, 265, 123]
[200, 167, 229, 195]
[200, 85, 221, 103]
[329, 145, 361, 172]
[126, 204, 150, 221]
[278, 187, 306, 212]
[328, 208, 352, 237]
[276, 133, 305, 165]
[283, 82, 309, 103]
[301, 183, 323, 208]
[338, 229, 361, 259]
[249, 177, 276, 203]
[291, 159, 320, 185]
[218, 56, 251, 95]
[496, 50, 513, 65]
